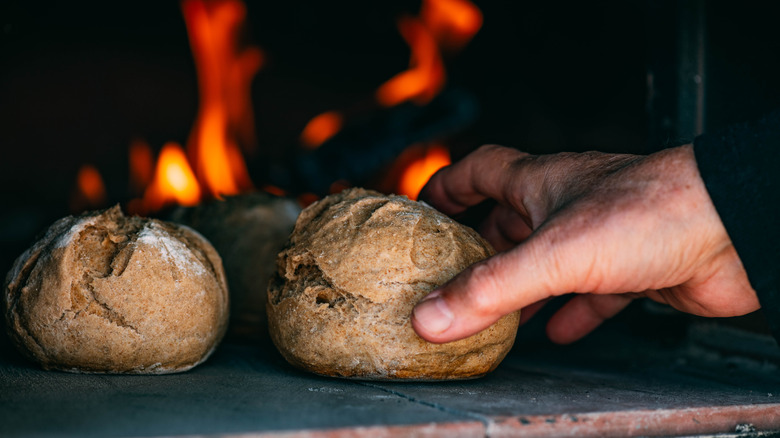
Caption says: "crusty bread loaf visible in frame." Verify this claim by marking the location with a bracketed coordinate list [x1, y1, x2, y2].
[3, 206, 229, 374]
[267, 188, 520, 380]
[171, 193, 300, 342]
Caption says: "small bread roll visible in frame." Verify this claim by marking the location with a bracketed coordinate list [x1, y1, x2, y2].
[170, 193, 300, 342]
[267, 188, 520, 380]
[3, 206, 228, 374]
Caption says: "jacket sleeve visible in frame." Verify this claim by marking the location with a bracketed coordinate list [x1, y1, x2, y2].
[693, 110, 780, 343]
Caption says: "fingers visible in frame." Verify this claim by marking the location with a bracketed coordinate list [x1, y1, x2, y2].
[647, 245, 759, 318]
[419, 145, 535, 218]
[411, 205, 636, 343]
[412, 143, 752, 346]
[479, 204, 534, 252]
[412, 234, 564, 343]
[545, 293, 636, 344]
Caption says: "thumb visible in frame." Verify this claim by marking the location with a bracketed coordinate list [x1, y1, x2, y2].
[411, 233, 568, 343]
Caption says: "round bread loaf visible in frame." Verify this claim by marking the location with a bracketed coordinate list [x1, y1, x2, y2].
[267, 188, 520, 380]
[3, 206, 229, 374]
[170, 193, 300, 342]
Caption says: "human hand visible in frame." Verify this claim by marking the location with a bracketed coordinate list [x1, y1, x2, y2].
[411, 144, 759, 344]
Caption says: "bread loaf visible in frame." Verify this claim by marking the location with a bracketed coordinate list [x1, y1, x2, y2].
[267, 188, 520, 380]
[3, 206, 229, 374]
[171, 193, 300, 341]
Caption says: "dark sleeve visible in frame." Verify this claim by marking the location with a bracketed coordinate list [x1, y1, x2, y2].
[693, 110, 780, 343]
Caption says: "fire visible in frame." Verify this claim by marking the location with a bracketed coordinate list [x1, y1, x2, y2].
[300, 111, 344, 149]
[73, 165, 107, 209]
[398, 144, 451, 200]
[143, 142, 202, 211]
[375, 0, 481, 108]
[420, 0, 483, 50]
[74, 1, 479, 215]
[378, 1, 478, 199]
[182, 0, 258, 198]
[376, 17, 445, 107]
[293, 0, 480, 198]
[123, 0, 260, 215]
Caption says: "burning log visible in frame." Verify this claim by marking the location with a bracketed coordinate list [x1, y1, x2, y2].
[270, 88, 477, 195]
[284, 0, 482, 196]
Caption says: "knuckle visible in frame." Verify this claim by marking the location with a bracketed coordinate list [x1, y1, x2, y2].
[475, 144, 504, 155]
[476, 144, 528, 163]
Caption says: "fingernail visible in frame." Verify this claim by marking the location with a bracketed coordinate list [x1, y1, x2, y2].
[413, 294, 453, 335]
[419, 289, 441, 302]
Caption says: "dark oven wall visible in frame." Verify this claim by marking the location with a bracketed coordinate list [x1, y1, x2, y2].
[1, 0, 779, 273]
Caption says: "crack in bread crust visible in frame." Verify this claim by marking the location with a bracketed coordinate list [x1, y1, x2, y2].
[63, 222, 143, 333]
[271, 254, 377, 318]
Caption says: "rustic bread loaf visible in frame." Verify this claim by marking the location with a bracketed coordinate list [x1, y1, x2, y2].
[171, 193, 300, 342]
[267, 188, 520, 380]
[3, 206, 229, 374]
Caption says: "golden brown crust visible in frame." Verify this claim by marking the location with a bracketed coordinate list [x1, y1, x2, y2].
[3, 206, 229, 374]
[267, 188, 520, 380]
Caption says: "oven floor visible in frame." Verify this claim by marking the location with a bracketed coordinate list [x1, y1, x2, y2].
[2, 310, 779, 437]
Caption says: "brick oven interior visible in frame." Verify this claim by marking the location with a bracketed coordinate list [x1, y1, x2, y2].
[1, 1, 779, 436]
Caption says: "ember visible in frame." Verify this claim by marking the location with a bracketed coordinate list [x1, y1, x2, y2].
[70, 164, 107, 212]
[300, 111, 344, 150]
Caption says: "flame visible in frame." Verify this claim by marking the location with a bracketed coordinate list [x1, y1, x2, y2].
[182, 0, 257, 198]
[300, 111, 344, 149]
[420, 0, 482, 50]
[376, 17, 445, 107]
[122, 0, 260, 214]
[398, 144, 450, 200]
[143, 142, 201, 211]
[297, 0, 480, 196]
[227, 47, 264, 153]
[75, 165, 107, 207]
[82, 0, 480, 214]
[377, 2, 479, 196]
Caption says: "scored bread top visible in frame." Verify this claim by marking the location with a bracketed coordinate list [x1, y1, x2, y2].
[285, 188, 493, 304]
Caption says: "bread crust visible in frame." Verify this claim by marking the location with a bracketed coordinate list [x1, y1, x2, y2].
[267, 188, 520, 380]
[3, 206, 229, 374]
[171, 194, 300, 342]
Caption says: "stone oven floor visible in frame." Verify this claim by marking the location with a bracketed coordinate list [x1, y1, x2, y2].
[2, 311, 779, 437]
